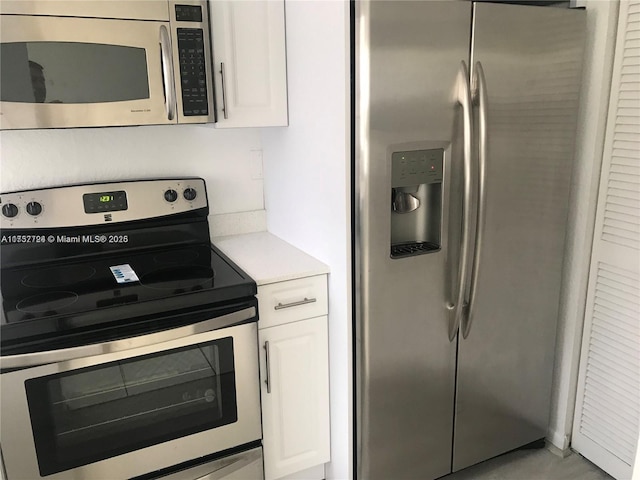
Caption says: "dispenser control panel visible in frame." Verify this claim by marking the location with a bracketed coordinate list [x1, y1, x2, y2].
[391, 149, 443, 187]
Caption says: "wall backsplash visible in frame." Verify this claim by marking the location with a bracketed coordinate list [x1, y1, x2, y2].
[0, 124, 265, 218]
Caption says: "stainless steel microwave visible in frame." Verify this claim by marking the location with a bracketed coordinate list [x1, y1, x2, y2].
[0, 0, 215, 129]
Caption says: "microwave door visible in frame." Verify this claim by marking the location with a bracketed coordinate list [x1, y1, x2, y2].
[0, 15, 177, 129]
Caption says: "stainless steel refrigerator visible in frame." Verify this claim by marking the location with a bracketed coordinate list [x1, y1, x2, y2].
[354, 2, 586, 479]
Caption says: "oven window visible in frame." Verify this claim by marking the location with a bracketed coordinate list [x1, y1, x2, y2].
[0, 42, 150, 104]
[25, 338, 237, 476]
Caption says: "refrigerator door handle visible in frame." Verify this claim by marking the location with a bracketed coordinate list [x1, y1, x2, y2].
[462, 61, 489, 339]
[448, 60, 475, 341]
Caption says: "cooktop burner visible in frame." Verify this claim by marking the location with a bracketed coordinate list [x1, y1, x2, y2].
[140, 265, 214, 290]
[153, 249, 200, 265]
[21, 265, 97, 288]
[16, 291, 79, 314]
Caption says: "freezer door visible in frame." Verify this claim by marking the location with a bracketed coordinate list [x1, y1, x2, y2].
[354, 1, 471, 479]
[452, 2, 586, 471]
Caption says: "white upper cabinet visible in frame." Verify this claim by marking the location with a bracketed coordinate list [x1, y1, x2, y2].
[209, 0, 288, 127]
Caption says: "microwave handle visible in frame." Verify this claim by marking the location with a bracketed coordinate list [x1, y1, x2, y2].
[159, 25, 177, 121]
[0, 307, 255, 370]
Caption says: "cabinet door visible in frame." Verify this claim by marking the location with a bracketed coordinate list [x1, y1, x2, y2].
[209, 0, 288, 128]
[259, 316, 330, 480]
[572, 2, 640, 479]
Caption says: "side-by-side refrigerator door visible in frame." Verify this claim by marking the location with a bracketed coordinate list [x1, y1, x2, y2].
[355, 1, 471, 479]
[452, 2, 586, 471]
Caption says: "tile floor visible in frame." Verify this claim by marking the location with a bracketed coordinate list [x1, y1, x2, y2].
[443, 448, 613, 480]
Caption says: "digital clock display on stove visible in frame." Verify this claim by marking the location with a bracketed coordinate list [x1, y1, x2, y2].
[83, 191, 128, 213]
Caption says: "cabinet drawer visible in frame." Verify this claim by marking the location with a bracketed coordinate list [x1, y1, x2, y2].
[257, 275, 327, 329]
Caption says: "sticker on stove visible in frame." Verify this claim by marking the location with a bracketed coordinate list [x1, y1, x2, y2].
[109, 264, 140, 284]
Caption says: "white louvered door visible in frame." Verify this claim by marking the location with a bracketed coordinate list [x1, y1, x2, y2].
[572, 1, 640, 479]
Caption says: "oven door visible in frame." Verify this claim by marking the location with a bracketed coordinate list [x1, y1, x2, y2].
[0, 14, 176, 129]
[0, 319, 261, 480]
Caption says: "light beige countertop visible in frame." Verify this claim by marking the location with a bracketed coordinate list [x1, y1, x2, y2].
[212, 231, 329, 285]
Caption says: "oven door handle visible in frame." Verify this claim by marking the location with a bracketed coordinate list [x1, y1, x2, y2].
[154, 447, 263, 480]
[194, 447, 262, 480]
[0, 306, 256, 370]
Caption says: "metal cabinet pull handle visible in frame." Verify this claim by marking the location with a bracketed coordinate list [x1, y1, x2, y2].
[448, 60, 475, 342]
[463, 61, 489, 339]
[159, 25, 176, 121]
[264, 341, 271, 394]
[274, 297, 317, 310]
[219, 62, 229, 120]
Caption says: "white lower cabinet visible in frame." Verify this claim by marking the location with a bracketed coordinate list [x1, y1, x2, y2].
[212, 233, 331, 480]
[259, 315, 330, 480]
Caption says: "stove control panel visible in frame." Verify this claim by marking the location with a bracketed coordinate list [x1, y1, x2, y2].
[0, 178, 207, 229]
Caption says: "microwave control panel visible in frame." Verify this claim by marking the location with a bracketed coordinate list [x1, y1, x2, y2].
[177, 28, 209, 117]
[175, 4, 203, 22]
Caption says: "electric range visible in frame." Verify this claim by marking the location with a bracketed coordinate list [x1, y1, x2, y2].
[0, 178, 263, 480]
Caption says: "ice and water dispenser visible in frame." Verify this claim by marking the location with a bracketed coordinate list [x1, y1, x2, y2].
[390, 148, 444, 258]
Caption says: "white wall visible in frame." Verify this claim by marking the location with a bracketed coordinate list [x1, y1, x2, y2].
[0, 125, 266, 231]
[547, 0, 619, 452]
[260, 1, 351, 479]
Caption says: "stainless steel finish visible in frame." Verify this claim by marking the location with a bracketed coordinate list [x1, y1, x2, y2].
[355, 2, 471, 478]
[1, 306, 255, 369]
[219, 62, 229, 120]
[449, 60, 475, 342]
[463, 61, 488, 339]
[0, 0, 214, 129]
[155, 447, 263, 480]
[0, 14, 173, 130]
[391, 189, 420, 214]
[0, 178, 207, 229]
[452, 3, 586, 471]
[0, 0, 170, 20]
[274, 297, 317, 310]
[1, 451, 6, 480]
[160, 24, 177, 121]
[264, 340, 271, 394]
[1, 322, 262, 480]
[356, 1, 586, 478]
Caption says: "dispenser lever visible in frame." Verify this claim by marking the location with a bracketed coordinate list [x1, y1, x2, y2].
[392, 189, 421, 213]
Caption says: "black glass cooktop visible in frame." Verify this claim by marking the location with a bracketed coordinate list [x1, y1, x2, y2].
[0, 243, 256, 350]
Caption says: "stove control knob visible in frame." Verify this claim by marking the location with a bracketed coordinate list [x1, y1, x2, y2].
[26, 201, 43, 216]
[164, 189, 178, 203]
[2, 203, 19, 218]
[183, 188, 197, 201]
